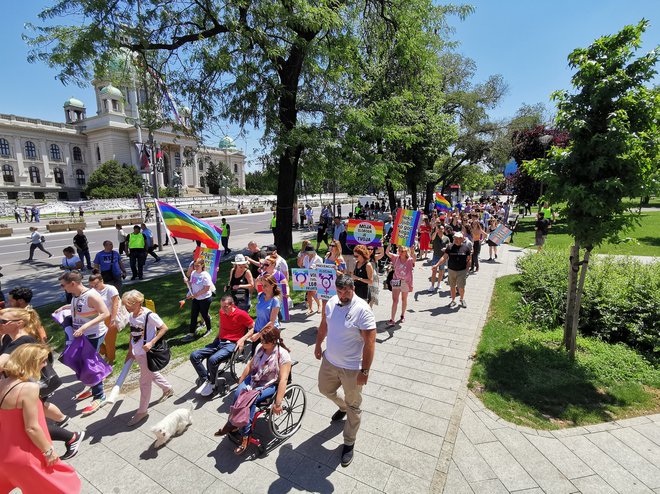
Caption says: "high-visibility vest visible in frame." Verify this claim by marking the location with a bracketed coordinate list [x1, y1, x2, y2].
[271, 216, 277, 228]
[128, 232, 146, 249]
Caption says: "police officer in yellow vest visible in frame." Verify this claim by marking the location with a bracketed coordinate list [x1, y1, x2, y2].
[221, 218, 231, 254]
[126, 225, 148, 280]
[271, 211, 277, 243]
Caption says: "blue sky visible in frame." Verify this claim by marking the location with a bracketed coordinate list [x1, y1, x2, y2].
[1, 1, 658, 170]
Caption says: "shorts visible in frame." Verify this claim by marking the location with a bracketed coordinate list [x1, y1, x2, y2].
[431, 255, 442, 265]
[535, 231, 546, 246]
[447, 269, 467, 289]
[392, 280, 410, 294]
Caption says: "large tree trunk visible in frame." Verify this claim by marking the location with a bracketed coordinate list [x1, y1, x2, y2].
[274, 145, 300, 256]
[410, 181, 418, 210]
[385, 175, 397, 212]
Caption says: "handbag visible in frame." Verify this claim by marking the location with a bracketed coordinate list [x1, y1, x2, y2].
[228, 388, 261, 428]
[115, 304, 130, 332]
[143, 312, 171, 372]
[39, 352, 62, 399]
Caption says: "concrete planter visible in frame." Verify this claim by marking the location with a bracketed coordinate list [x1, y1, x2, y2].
[67, 222, 87, 231]
[0, 227, 13, 237]
[221, 209, 238, 216]
[98, 219, 116, 228]
[192, 210, 218, 218]
[240, 208, 249, 214]
[250, 207, 265, 213]
[46, 224, 68, 232]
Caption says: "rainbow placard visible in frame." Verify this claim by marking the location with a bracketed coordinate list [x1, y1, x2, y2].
[346, 220, 384, 246]
[390, 209, 421, 247]
[280, 283, 290, 322]
[316, 264, 337, 300]
[291, 268, 317, 291]
[193, 246, 222, 283]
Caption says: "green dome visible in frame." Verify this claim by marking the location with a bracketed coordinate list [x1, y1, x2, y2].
[100, 84, 124, 99]
[63, 97, 85, 108]
[219, 135, 236, 149]
[95, 48, 137, 85]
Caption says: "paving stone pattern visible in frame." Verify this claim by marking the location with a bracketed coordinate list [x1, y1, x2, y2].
[13, 243, 660, 493]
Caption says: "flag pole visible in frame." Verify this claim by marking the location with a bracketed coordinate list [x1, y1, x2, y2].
[153, 200, 187, 282]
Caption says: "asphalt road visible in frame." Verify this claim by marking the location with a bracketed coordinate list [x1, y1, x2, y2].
[0, 208, 321, 307]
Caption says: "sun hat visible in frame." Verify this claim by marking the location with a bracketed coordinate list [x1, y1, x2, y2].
[453, 232, 464, 239]
[232, 254, 248, 265]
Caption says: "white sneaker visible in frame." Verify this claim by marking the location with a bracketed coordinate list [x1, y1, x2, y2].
[195, 380, 211, 395]
[428, 284, 435, 292]
[199, 381, 215, 397]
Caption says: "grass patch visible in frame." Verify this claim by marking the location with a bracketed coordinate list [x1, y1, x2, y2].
[469, 274, 660, 429]
[37, 243, 316, 375]
[509, 212, 660, 257]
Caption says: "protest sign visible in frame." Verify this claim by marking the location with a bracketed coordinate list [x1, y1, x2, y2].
[390, 209, 421, 247]
[346, 220, 384, 247]
[488, 224, 512, 246]
[315, 264, 337, 300]
[193, 246, 222, 283]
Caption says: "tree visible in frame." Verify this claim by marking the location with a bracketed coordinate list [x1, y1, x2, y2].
[527, 20, 660, 357]
[85, 160, 143, 198]
[245, 169, 277, 195]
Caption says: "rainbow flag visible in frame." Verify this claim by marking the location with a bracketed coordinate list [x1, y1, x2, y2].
[435, 192, 451, 211]
[157, 201, 221, 249]
[346, 220, 384, 247]
[390, 209, 421, 247]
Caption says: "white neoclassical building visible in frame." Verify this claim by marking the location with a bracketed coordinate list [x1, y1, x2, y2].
[0, 75, 245, 201]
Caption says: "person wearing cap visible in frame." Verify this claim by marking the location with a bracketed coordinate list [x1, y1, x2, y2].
[227, 254, 254, 312]
[434, 232, 472, 308]
[302, 245, 322, 315]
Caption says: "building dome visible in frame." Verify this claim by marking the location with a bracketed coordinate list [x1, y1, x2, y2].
[63, 97, 85, 108]
[100, 84, 124, 99]
[218, 135, 236, 150]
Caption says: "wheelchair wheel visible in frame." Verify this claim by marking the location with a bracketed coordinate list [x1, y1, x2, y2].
[230, 342, 252, 381]
[269, 384, 306, 439]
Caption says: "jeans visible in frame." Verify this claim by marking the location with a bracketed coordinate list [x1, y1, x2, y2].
[472, 241, 481, 270]
[86, 334, 106, 400]
[77, 248, 92, 269]
[190, 339, 236, 381]
[129, 251, 146, 278]
[233, 376, 277, 437]
[189, 297, 212, 333]
[28, 243, 51, 259]
[221, 236, 230, 253]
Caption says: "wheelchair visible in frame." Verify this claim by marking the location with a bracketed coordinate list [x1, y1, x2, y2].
[228, 362, 307, 455]
[210, 341, 254, 396]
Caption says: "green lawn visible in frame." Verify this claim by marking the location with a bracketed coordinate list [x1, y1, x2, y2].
[510, 211, 660, 257]
[37, 245, 315, 374]
[469, 275, 660, 429]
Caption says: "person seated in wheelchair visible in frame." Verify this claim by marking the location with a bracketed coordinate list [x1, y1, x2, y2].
[214, 323, 291, 455]
[191, 294, 255, 397]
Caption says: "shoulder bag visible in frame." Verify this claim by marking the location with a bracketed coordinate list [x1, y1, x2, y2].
[143, 311, 171, 372]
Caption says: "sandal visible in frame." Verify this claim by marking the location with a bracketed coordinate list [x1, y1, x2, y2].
[214, 422, 238, 437]
[399, 315, 406, 323]
[234, 435, 250, 455]
[386, 319, 396, 327]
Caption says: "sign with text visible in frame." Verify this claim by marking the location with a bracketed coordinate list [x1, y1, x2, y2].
[488, 224, 512, 246]
[193, 246, 222, 283]
[390, 209, 421, 247]
[315, 263, 337, 300]
[346, 220, 384, 247]
[291, 268, 317, 291]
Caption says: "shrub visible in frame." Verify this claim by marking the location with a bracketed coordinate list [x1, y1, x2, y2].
[517, 251, 660, 356]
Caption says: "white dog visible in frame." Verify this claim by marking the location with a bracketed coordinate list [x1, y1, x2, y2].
[151, 406, 193, 447]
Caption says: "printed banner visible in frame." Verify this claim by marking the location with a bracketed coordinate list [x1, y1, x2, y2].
[390, 209, 421, 247]
[315, 263, 337, 300]
[291, 268, 317, 291]
[346, 220, 384, 246]
[488, 224, 512, 246]
[193, 246, 222, 283]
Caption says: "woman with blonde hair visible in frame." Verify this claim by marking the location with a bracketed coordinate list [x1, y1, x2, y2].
[0, 343, 81, 493]
[122, 290, 173, 426]
[385, 244, 415, 326]
[0, 308, 84, 459]
[324, 240, 347, 274]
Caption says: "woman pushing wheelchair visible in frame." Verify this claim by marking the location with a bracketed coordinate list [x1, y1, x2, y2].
[214, 323, 291, 455]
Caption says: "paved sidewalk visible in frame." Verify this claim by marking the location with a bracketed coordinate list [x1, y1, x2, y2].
[26, 243, 660, 493]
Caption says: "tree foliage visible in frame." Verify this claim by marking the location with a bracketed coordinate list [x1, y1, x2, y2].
[85, 160, 143, 198]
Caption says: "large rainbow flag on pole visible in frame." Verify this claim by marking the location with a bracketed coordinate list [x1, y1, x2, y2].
[157, 201, 221, 249]
[434, 192, 452, 211]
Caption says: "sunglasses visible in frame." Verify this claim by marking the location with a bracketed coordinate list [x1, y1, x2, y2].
[0, 319, 20, 324]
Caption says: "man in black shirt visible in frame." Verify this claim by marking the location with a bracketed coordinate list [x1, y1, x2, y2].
[73, 228, 93, 270]
[434, 232, 472, 308]
[535, 212, 551, 252]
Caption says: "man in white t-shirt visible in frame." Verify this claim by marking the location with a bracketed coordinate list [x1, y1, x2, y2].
[315, 274, 376, 467]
